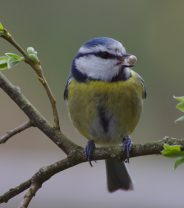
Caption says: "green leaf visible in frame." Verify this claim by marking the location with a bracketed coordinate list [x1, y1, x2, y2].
[0, 53, 24, 70]
[173, 96, 184, 102]
[161, 144, 184, 157]
[28, 54, 39, 64]
[0, 62, 8, 70]
[27, 47, 36, 54]
[0, 56, 8, 63]
[5, 53, 23, 61]
[175, 115, 184, 123]
[174, 157, 184, 169]
[27, 47, 39, 64]
[162, 143, 184, 169]
[6, 53, 24, 69]
[0, 56, 9, 70]
[0, 22, 4, 31]
[174, 96, 184, 122]
[176, 102, 184, 112]
[0, 22, 4, 36]
[7, 59, 21, 69]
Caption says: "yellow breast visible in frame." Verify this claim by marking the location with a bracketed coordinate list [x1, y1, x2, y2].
[67, 71, 144, 145]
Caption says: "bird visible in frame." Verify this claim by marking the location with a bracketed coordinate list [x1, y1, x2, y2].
[64, 37, 146, 192]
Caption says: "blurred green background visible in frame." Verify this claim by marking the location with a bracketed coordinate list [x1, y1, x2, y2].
[1, 0, 184, 207]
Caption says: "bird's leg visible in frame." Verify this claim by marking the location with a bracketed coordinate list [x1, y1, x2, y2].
[84, 140, 96, 167]
[122, 136, 132, 163]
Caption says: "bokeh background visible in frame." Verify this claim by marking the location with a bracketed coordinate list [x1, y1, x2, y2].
[0, 0, 184, 207]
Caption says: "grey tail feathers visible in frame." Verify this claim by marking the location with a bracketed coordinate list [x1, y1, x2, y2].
[105, 159, 133, 192]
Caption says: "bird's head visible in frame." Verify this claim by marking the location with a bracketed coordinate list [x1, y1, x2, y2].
[71, 37, 137, 82]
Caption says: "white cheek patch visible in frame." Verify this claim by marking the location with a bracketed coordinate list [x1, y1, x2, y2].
[75, 56, 120, 81]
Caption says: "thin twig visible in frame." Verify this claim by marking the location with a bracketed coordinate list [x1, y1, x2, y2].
[18, 182, 41, 208]
[0, 180, 31, 203]
[0, 137, 184, 204]
[1, 25, 184, 208]
[1, 30, 29, 60]
[29, 63, 60, 130]
[0, 156, 78, 204]
[1, 29, 60, 130]
[0, 121, 32, 144]
[0, 72, 77, 154]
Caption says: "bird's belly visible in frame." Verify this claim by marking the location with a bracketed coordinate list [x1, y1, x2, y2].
[67, 81, 143, 145]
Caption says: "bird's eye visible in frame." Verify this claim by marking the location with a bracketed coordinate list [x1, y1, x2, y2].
[97, 51, 111, 59]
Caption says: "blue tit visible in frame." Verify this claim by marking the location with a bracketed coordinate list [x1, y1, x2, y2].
[64, 37, 146, 192]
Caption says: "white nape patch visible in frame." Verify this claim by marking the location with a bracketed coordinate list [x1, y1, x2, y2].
[75, 55, 120, 81]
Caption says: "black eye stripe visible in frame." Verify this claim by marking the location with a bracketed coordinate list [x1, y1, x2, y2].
[95, 51, 116, 59]
[75, 52, 122, 60]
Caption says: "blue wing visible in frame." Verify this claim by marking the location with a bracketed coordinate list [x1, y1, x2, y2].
[64, 75, 73, 100]
[137, 73, 147, 99]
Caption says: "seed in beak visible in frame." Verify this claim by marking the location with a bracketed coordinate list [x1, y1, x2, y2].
[127, 55, 137, 66]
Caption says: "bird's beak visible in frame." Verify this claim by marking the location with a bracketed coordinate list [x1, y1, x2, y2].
[120, 54, 137, 68]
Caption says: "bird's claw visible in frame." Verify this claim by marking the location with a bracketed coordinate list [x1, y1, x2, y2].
[84, 140, 96, 167]
[122, 136, 132, 163]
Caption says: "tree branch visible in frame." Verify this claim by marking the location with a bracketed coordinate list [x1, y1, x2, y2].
[30, 63, 60, 130]
[1, 29, 60, 130]
[0, 156, 77, 204]
[0, 136, 184, 204]
[1, 29, 29, 59]
[0, 72, 77, 155]
[1, 24, 183, 208]
[0, 180, 31, 203]
[18, 182, 41, 208]
[0, 121, 32, 144]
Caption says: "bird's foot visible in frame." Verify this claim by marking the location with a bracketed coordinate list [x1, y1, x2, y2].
[84, 140, 96, 167]
[122, 136, 132, 163]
